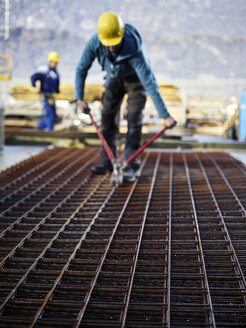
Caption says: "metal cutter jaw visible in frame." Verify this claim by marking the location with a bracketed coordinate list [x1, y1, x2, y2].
[110, 162, 123, 186]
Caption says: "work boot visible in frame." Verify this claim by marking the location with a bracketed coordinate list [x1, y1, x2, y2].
[123, 166, 140, 182]
[91, 163, 113, 174]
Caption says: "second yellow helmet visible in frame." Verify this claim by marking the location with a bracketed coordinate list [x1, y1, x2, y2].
[48, 51, 61, 63]
[97, 12, 124, 47]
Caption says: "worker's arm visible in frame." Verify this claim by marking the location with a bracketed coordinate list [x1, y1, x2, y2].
[30, 66, 48, 88]
[31, 72, 42, 88]
[129, 51, 176, 127]
[74, 34, 97, 102]
[56, 73, 60, 94]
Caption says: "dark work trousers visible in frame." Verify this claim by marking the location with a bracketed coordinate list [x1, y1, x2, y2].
[100, 81, 147, 168]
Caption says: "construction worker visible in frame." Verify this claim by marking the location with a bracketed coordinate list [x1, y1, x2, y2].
[31, 51, 61, 131]
[75, 12, 176, 182]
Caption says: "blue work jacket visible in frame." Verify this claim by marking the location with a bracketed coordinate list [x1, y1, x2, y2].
[75, 24, 170, 118]
[31, 65, 60, 94]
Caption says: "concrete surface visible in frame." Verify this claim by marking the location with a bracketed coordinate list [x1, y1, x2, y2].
[230, 152, 246, 166]
[0, 142, 245, 173]
[0, 145, 46, 172]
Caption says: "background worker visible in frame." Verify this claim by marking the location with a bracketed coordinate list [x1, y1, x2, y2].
[31, 51, 61, 131]
[75, 12, 176, 182]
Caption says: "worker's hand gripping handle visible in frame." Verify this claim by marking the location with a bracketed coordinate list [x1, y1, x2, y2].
[71, 100, 115, 162]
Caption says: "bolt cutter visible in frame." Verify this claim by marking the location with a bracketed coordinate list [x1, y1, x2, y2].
[89, 113, 169, 186]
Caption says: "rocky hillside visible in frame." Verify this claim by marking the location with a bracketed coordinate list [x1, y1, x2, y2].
[1, 0, 246, 96]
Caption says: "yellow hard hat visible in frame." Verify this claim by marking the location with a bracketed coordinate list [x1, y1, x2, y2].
[48, 51, 61, 63]
[97, 12, 124, 46]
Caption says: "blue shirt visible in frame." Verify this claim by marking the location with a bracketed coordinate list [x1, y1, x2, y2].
[75, 24, 170, 118]
[31, 65, 60, 93]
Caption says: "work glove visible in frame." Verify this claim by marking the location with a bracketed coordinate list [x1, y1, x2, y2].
[162, 116, 177, 129]
[77, 99, 90, 114]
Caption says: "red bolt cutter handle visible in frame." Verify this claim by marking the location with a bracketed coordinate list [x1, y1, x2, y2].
[126, 126, 168, 165]
[89, 113, 115, 162]
[89, 109, 168, 169]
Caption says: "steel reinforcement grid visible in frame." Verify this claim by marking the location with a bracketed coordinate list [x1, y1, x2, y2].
[0, 147, 246, 328]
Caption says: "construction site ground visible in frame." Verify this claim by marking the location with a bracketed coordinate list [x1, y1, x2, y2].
[1, 80, 246, 328]
[1, 145, 246, 327]
[1, 137, 246, 171]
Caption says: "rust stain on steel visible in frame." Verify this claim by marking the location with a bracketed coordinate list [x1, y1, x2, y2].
[0, 148, 246, 327]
